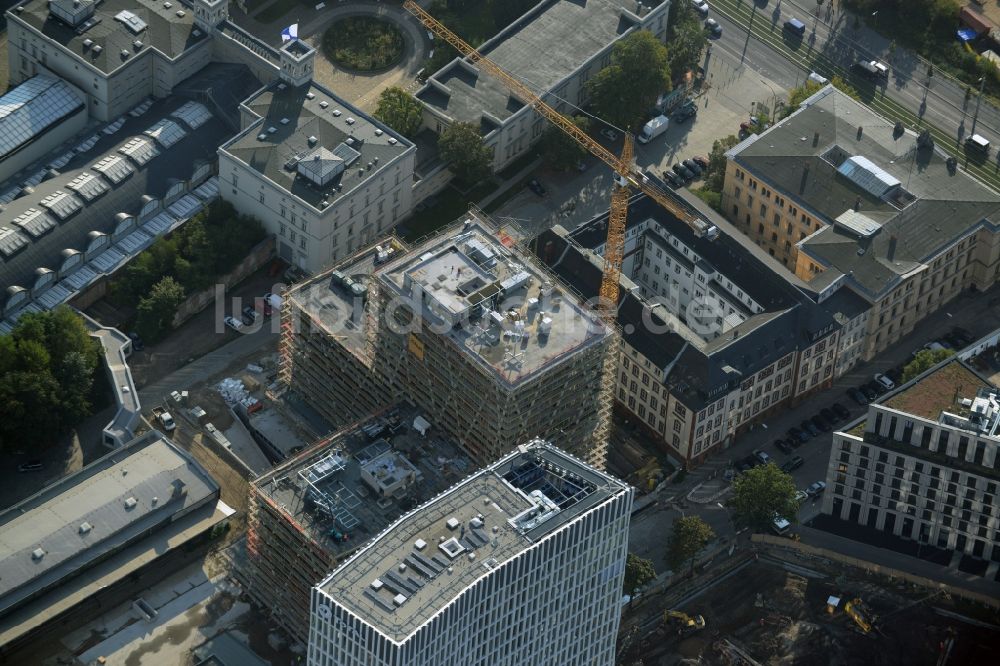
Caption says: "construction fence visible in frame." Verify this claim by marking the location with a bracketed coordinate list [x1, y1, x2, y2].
[752, 534, 1000, 610]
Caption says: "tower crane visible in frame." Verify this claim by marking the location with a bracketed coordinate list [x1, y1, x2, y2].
[404, 1, 714, 322]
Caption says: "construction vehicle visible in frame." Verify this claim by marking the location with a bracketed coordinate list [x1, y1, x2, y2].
[844, 597, 877, 634]
[403, 1, 718, 324]
[632, 458, 663, 491]
[152, 407, 176, 432]
[664, 610, 706, 635]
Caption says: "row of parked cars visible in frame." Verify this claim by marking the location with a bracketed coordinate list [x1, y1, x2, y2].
[224, 293, 276, 332]
[663, 155, 708, 188]
[778, 402, 852, 450]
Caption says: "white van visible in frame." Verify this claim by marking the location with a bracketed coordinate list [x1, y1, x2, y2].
[967, 133, 990, 154]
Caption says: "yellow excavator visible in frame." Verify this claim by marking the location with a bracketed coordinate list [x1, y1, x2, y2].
[844, 598, 877, 634]
[664, 610, 706, 635]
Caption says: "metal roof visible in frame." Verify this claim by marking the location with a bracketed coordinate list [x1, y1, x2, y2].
[0, 75, 85, 160]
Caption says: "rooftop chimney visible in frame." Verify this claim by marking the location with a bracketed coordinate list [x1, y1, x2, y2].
[857, 125, 863, 140]
[812, 131, 820, 147]
[888, 234, 898, 262]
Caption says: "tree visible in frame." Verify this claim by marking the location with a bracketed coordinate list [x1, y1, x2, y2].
[135, 277, 186, 343]
[703, 135, 739, 192]
[623, 553, 657, 595]
[731, 464, 799, 531]
[374, 87, 424, 139]
[831, 75, 861, 101]
[587, 30, 670, 131]
[902, 348, 955, 382]
[541, 115, 590, 171]
[665, 2, 708, 81]
[667, 516, 715, 575]
[787, 80, 823, 114]
[438, 121, 493, 182]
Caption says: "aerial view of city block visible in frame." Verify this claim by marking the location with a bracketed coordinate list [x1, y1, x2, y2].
[1, 0, 1000, 664]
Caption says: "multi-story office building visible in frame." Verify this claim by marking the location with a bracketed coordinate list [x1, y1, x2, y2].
[536, 193, 850, 466]
[415, 0, 670, 172]
[219, 39, 416, 274]
[280, 211, 616, 469]
[723, 85, 1000, 361]
[823, 358, 1000, 561]
[309, 439, 633, 666]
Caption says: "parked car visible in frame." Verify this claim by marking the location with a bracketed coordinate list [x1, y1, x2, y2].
[874, 372, 896, 391]
[691, 155, 709, 170]
[862, 383, 881, 401]
[848, 388, 868, 406]
[682, 159, 703, 176]
[753, 449, 771, 465]
[832, 402, 850, 419]
[788, 427, 809, 444]
[820, 407, 838, 424]
[794, 489, 810, 504]
[242, 305, 260, 326]
[801, 420, 820, 438]
[527, 179, 547, 196]
[811, 414, 832, 432]
[806, 480, 827, 497]
[663, 170, 684, 188]
[950, 327, 975, 346]
[672, 100, 697, 123]
[17, 460, 43, 473]
[736, 457, 754, 473]
[672, 163, 695, 180]
[782, 456, 805, 473]
[690, 0, 709, 17]
[127, 332, 144, 352]
[599, 128, 619, 141]
[705, 17, 723, 36]
[259, 297, 273, 318]
[224, 315, 244, 332]
[775, 439, 794, 455]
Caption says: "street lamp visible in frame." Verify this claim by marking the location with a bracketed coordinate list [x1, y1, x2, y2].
[759, 77, 779, 120]
[717, 502, 735, 533]
[971, 76, 987, 138]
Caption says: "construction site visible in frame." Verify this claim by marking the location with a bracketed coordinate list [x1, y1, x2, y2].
[617, 540, 1000, 666]
[243, 404, 476, 645]
[277, 210, 617, 469]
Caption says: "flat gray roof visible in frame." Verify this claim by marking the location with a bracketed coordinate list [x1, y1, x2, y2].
[318, 440, 629, 643]
[221, 77, 413, 211]
[0, 431, 219, 617]
[378, 216, 609, 387]
[9, 0, 209, 75]
[417, 0, 637, 127]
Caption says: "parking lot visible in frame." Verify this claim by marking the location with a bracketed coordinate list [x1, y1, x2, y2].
[492, 46, 789, 238]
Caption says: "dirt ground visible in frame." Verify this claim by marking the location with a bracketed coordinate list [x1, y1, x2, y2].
[619, 557, 1000, 666]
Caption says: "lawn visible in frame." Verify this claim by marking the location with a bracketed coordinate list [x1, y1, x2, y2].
[323, 16, 405, 71]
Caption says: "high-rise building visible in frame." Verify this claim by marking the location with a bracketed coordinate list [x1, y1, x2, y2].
[308, 439, 632, 666]
[279, 210, 616, 469]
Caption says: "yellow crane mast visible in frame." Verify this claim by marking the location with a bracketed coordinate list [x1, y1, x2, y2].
[403, 0, 710, 321]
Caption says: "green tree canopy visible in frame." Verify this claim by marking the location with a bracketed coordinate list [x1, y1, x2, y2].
[623, 553, 657, 595]
[665, 1, 708, 80]
[541, 115, 590, 171]
[704, 135, 739, 192]
[787, 80, 823, 114]
[0, 306, 100, 452]
[731, 464, 799, 531]
[666, 516, 715, 574]
[586, 30, 671, 131]
[831, 75, 861, 101]
[135, 277, 186, 343]
[902, 348, 955, 383]
[439, 121, 493, 182]
[374, 87, 424, 139]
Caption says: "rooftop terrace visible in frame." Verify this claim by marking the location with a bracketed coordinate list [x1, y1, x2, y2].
[378, 216, 610, 386]
[318, 440, 627, 642]
[251, 405, 475, 559]
[882, 359, 992, 421]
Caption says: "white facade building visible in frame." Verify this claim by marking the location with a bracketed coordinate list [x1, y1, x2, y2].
[823, 359, 1000, 561]
[309, 440, 632, 666]
[219, 39, 416, 274]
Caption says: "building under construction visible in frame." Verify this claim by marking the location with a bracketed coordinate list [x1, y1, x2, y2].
[245, 404, 475, 644]
[278, 210, 616, 469]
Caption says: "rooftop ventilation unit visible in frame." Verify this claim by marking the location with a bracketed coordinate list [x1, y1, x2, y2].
[393, 593, 407, 606]
[49, 0, 96, 28]
[82, 38, 93, 48]
[124, 496, 138, 510]
[133, 40, 142, 50]
[257, 133, 267, 141]
[388, 137, 398, 145]
[414, 538, 427, 550]
[306, 92, 315, 100]
[332, 109, 342, 117]
[164, 1, 172, 7]
[307, 135, 318, 146]
[32, 548, 46, 561]
[192, 28, 201, 37]
[439, 536, 465, 559]
[78, 521, 93, 534]
[115, 9, 147, 33]
[319, 101, 329, 109]
[277, 83, 286, 91]
[91, 44, 102, 55]
[374, 128, 383, 136]
[346, 117, 356, 125]
[446, 517, 460, 530]
[121, 49, 130, 59]
[280, 118, 290, 125]
[371, 578, 384, 590]
[176, 10, 185, 17]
